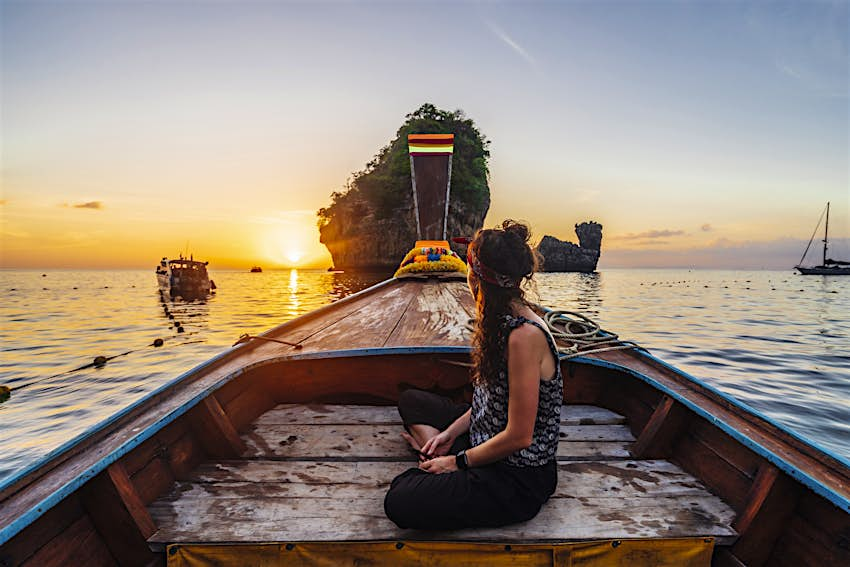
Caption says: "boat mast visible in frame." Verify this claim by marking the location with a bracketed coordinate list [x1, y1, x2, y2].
[823, 201, 830, 266]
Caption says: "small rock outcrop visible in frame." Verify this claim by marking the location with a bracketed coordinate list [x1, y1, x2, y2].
[537, 221, 603, 273]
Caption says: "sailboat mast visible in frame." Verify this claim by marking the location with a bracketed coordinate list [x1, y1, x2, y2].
[823, 201, 830, 266]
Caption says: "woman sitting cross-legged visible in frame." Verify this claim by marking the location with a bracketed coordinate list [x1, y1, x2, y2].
[384, 220, 562, 529]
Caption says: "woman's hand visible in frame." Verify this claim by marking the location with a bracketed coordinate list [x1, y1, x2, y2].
[419, 455, 457, 474]
[420, 430, 455, 458]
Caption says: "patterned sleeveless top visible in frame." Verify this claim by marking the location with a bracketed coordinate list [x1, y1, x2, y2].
[469, 314, 563, 467]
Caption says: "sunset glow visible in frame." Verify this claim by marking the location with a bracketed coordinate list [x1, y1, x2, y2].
[1, 2, 846, 269]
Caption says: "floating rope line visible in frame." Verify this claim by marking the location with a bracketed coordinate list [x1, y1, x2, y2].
[0, 332, 205, 402]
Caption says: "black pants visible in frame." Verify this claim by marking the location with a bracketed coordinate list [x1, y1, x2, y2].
[384, 389, 557, 530]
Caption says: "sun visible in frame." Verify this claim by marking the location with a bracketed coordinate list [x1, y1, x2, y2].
[286, 250, 303, 264]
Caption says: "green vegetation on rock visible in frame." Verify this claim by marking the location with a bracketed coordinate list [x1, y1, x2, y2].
[318, 103, 490, 226]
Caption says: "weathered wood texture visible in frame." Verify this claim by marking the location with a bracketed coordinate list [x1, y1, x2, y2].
[188, 396, 247, 459]
[241, 423, 634, 461]
[587, 347, 850, 515]
[6, 277, 848, 564]
[255, 404, 625, 426]
[80, 462, 157, 567]
[148, 404, 737, 546]
[20, 514, 116, 567]
[0, 494, 85, 566]
[0, 279, 467, 543]
[764, 489, 850, 567]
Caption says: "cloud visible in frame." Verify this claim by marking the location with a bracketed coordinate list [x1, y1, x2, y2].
[611, 229, 686, 240]
[486, 21, 537, 69]
[61, 201, 104, 210]
[701, 224, 714, 232]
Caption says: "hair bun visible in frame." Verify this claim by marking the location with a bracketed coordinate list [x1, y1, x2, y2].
[501, 219, 530, 242]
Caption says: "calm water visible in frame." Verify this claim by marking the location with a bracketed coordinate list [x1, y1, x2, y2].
[1, 268, 848, 486]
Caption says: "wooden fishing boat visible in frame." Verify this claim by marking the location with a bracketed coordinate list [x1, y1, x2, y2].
[157, 256, 215, 298]
[2, 137, 849, 566]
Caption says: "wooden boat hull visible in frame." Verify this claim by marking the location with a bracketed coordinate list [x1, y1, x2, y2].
[1, 277, 848, 567]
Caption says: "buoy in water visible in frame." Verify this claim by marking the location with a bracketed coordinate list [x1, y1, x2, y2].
[0, 385, 9, 403]
[93, 356, 108, 367]
[168, 314, 174, 319]
[153, 338, 164, 347]
[176, 326, 185, 333]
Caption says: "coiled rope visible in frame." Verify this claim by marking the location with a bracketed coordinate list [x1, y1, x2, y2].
[459, 308, 642, 362]
[541, 309, 641, 359]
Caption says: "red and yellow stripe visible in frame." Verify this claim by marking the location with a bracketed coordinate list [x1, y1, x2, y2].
[408, 133, 454, 156]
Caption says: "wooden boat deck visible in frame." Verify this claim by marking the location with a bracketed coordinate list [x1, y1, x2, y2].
[147, 403, 737, 546]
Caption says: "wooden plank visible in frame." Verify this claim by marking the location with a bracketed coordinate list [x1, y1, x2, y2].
[0, 281, 412, 539]
[254, 404, 625, 426]
[296, 283, 422, 351]
[447, 280, 476, 322]
[188, 396, 247, 459]
[241, 423, 632, 460]
[221, 386, 276, 432]
[20, 514, 116, 567]
[732, 463, 779, 535]
[673, 430, 752, 512]
[768, 512, 850, 566]
[130, 453, 175, 506]
[166, 431, 205, 481]
[590, 347, 850, 512]
[731, 464, 800, 566]
[557, 425, 634, 442]
[631, 395, 688, 458]
[256, 404, 401, 425]
[560, 405, 625, 425]
[598, 375, 655, 436]
[383, 280, 473, 347]
[0, 494, 84, 566]
[149, 493, 737, 544]
[170, 459, 716, 500]
[80, 462, 156, 567]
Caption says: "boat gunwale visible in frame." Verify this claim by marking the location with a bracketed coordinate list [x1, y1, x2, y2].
[571, 354, 850, 513]
[534, 304, 850, 505]
[3, 276, 849, 546]
[0, 276, 404, 546]
[0, 346, 470, 546]
[3, 344, 847, 546]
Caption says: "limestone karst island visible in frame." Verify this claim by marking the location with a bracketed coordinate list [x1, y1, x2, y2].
[317, 104, 603, 272]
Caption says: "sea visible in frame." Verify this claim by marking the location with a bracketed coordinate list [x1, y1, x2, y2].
[1, 268, 848, 487]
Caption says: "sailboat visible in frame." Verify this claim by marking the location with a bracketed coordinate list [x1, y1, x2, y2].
[795, 202, 850, 275]
[4, 137, 850, 566]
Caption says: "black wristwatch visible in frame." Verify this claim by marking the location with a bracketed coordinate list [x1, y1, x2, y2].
[455, 449, 469, 470]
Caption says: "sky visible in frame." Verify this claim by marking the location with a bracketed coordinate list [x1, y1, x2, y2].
[1, 0, 847, 269]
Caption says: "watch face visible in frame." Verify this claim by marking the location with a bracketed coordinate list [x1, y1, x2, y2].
[456, 450, 468, 469]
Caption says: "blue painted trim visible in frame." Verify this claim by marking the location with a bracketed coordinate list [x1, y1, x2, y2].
[0, 344, 469, 546]
[0, 277, 401, 495]
[567, 354, 850, 513]
[640, 352, 850, 470]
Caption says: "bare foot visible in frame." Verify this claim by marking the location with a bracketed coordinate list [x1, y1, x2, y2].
[401, 431, 426, 461]
[401, 431, 421, 451]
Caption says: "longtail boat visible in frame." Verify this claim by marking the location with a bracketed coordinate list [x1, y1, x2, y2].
[1, 136, 848, 567]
